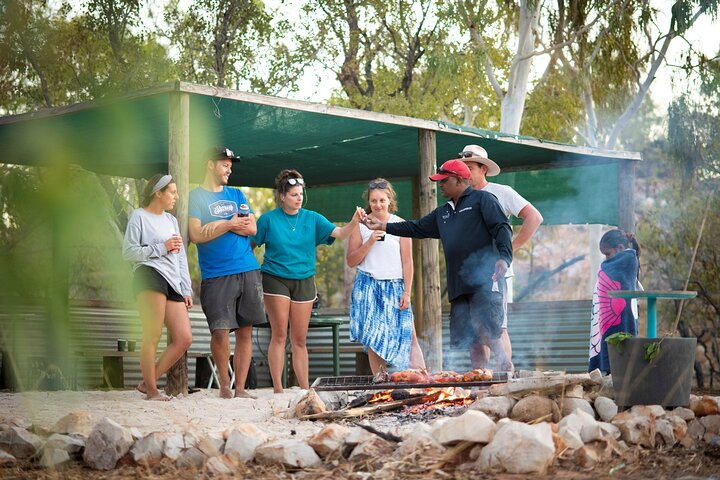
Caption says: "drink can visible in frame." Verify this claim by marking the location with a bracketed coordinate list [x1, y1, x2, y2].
[238, 204, 250, 217]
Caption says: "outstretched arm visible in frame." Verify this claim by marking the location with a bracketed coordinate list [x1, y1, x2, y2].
[331, 207, 365, 240]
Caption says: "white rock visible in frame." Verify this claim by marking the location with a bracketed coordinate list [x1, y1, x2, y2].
[478, 421, 555, 474]
[557, 426, 583, 450]
[82, 418, 134, 470]
[0, 449, 16, 465]
[611, 410, 655, 447]
[52, 412, 95, 437]
[206, 456, 235, 475]
[197, 432, 225, 458]
[175, 446, 206, 468]
[471, 396, 515, 420]
[255, 439, 322, 468]
[0, 427, 43, 459]
[396, 423, 444, 457]
[687, 419, 705, 440]
[345, 426, 377, 445]
[308, 424, 350, 458]
[593, 396, 618, 422]
[558, 409, 602, 443]
[655, 419, 676, 446]
[560, 398, 595, 418]
[45, 433, 84, 456]
[349, 435, 395, 461]
[40, 447, 71, 469]
[588, 369, 604, 384]
[700, 414, 720, 438]
[431, 410, 496, 445]
[565, 384, 585, 398]
[666, 414, 688, 440]
[163, 431, 200, 461]
[510, 395, 559, 423]
[224, 423, 269, 462]
[598, 422, 621, 439]
[671, 407, 695, 422]
[131, 432, 169, 464]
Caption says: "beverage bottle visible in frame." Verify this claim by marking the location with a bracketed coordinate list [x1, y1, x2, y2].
[238, 204, 250, 217]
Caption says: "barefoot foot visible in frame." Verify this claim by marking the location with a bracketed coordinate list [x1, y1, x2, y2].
[146, 392, 172, 401]
[234, 390, 257, 399]
[219, 386, 233, 399]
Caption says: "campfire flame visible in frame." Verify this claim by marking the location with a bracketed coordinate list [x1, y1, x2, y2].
[367, 386, 473, 412]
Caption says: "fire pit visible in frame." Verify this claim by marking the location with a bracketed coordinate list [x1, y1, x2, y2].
[311, 372, 509, 391]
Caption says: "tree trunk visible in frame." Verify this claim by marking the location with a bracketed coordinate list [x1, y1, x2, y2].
[416, 129, 442, 371]
[166, 90, 190, 396]
[499, 0, 540, 134]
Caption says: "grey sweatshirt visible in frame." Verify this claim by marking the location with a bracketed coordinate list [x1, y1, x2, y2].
[122, 208, 192, 297]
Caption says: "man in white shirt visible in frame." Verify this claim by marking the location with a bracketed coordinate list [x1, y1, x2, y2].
[460, 144, 544, 372]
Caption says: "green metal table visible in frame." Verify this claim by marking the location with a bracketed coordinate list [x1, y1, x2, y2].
[607, 290, 697, 338]
[255, 316, 344, 387]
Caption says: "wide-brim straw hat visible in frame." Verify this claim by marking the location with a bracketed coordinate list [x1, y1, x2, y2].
[458, 144, 500, 176]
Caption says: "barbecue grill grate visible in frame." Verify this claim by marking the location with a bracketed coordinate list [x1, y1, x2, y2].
[311, 372, 509, 391]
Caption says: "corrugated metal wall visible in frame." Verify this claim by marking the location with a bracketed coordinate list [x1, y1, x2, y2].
[0, 300, 591, 390]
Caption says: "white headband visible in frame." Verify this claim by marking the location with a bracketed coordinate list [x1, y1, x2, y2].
[151, 174, 172, 194]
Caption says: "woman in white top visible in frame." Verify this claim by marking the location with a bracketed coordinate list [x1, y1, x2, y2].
[122, 174, 193, 400]
[346, 178, 425, 373]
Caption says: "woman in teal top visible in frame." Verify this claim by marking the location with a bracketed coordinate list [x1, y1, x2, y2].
[252, 169, 363, 393]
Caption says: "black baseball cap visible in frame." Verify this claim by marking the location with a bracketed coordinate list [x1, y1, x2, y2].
[208, 146, 240, 161]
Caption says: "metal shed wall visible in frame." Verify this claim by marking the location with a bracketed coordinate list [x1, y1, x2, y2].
[0, 300, 591, 390]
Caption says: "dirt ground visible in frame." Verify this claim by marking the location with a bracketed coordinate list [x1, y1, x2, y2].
[1, 387, 720, 479]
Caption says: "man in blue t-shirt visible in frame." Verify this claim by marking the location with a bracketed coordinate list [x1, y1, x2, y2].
[188, 147, 265, 399]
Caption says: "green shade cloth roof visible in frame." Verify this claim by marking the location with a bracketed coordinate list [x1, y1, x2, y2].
[0, 81, 639, 225]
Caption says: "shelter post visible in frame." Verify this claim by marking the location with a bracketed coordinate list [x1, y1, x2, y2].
[416, 129, 442, 371]
[617, 160, 635, 233]
[166, 89, 190, 395]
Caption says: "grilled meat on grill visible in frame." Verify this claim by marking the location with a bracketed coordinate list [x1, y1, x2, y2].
[462, 368, 493, 382]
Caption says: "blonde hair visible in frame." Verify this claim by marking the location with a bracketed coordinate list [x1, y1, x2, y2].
[363, 178, 398, 214]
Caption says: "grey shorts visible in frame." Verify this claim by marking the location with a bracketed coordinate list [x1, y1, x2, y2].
[450, 288, 504, 348]
[262, 272, 317, 303]
[200, 270, 266, 332]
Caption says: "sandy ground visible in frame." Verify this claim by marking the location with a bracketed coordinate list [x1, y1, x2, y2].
[0, 388, 328, 439]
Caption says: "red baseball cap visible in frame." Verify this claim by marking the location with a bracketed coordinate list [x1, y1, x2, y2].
[429, 159, 471, 181]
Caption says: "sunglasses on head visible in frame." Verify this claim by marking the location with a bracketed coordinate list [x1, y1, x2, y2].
[438, 168, 459, 176]
[457, 151, 477, 158]
[368, 181, 388, 189]
[286, 177, 305, 186]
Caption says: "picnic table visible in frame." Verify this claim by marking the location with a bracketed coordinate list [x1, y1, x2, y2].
[607, 290, 697, 338]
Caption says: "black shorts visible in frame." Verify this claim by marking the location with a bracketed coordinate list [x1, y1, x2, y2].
[133, 265, 184, 302]
[200, 270, 266, 332]
[449, 289, 504, 347]
[261, 272, 317, 303]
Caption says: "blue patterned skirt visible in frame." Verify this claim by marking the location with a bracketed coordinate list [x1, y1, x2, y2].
[349, 269, 413, 369]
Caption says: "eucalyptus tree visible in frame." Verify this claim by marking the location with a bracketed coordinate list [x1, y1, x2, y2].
[164, 0, 304, 94]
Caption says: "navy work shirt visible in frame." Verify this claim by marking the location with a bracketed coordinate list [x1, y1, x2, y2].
[386, 187, 512, 302]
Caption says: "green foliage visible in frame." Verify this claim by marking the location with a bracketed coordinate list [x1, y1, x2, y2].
[605, 331, 634, 353]
[644, 341, 660, 362]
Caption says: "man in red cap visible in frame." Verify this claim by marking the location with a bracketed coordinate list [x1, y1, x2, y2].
[459, 144, 544, 373]
[363, 159, 513, 371]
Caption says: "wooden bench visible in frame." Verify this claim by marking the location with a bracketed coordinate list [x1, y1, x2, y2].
[75, 350, 216, 389]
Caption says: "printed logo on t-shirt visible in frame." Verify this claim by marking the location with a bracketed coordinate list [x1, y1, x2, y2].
[208, 200, 237, 218]
[458, 207, 473, 213]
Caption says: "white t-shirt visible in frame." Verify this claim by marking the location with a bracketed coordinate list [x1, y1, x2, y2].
[482, 182, 529, 278]
[357, 214, 404, 280]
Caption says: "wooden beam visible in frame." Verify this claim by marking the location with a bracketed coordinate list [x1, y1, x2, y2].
[166, 91, 190, 396]
[617, 160, 635, 232]
[411, 176, 425, 360]
[417, 129, 442, 371]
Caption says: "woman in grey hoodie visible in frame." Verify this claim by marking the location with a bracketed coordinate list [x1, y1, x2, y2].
[122, 174, 193, 400]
